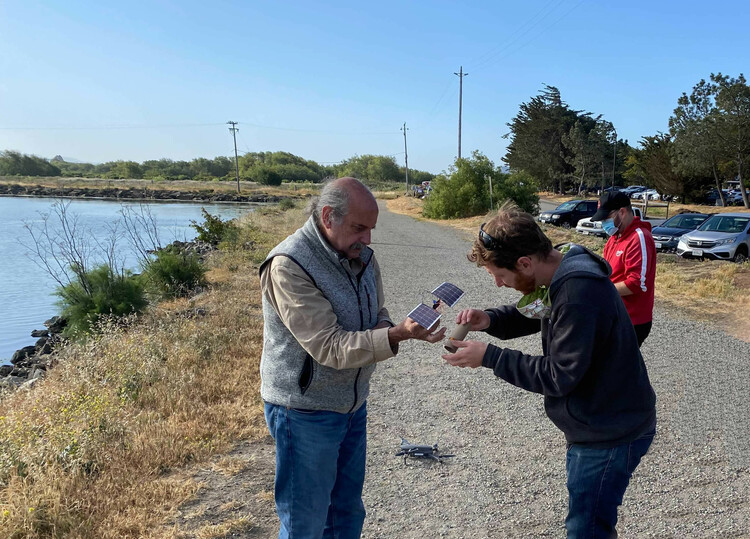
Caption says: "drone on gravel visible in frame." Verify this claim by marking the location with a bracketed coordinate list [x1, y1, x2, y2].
[395, 438, 455, 463]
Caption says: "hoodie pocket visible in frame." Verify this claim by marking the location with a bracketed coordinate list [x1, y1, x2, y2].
[298, 354, 314, 395]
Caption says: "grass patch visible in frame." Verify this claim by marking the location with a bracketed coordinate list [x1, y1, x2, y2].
[0, 205, 308, 537]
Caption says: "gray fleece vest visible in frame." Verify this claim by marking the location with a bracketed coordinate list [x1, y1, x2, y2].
[259, 217, 379, 413]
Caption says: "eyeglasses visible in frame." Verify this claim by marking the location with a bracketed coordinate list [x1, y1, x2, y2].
[478, 223, 503, 250]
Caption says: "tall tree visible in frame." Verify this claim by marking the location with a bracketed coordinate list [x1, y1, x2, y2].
[504, 85, 578, 193]
[712, 73, 750, 207]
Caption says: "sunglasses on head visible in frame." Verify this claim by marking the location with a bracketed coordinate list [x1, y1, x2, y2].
[479, 223, 503, 250]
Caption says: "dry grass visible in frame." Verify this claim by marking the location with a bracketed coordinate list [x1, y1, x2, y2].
[387, 197, 750, 343]
[0, 205, 308, 537]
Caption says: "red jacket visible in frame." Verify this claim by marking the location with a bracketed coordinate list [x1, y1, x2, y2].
[602, 217, 656, 325]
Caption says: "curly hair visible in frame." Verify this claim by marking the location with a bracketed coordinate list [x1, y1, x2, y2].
[468, 200, 553, 270]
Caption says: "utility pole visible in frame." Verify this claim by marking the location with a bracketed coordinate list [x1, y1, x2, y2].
[401, 122, 409, 195]
[227, 121, 240, 193]
[487, 174, 494, 211]
[454, 66, 468, 160]
[611, 127, 617, 189]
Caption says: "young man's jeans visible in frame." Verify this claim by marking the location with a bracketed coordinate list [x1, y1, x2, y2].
[264, 401, 368, 539]
[565, 429, 655, 539]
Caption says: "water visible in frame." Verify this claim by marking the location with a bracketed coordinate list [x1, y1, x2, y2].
[0, 196, 262, 363]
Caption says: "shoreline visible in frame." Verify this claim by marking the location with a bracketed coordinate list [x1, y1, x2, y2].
[0, 183, 289, 204]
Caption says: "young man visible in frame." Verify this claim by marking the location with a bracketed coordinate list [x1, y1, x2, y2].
[260, 177, 444, 539]
[590, 191, 657, 346]
[442, 202, 656, 538]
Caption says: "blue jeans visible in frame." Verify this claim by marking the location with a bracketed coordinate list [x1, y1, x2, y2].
[565, 429, 655, 539]
[264, 402, 368, 539]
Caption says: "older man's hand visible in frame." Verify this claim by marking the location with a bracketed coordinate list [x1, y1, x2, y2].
[388, 317, 446, 348]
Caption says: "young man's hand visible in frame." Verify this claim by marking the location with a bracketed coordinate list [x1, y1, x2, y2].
[455, 309, 491, 331]
[441, 339, 487, 368]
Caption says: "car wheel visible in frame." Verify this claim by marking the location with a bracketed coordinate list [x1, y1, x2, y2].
[733, 246, 748, 264]
[561, 221, 571, 229]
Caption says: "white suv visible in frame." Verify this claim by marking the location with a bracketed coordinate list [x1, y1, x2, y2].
[677, 213, 750, 263]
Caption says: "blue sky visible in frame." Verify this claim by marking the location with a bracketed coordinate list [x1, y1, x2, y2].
[1, 0, 748, 174]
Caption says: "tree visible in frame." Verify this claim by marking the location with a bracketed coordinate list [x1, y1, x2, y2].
[712, 73, 750, 207]
[671, 79, 729, 205]
[0, 151, 61, 176]
[504, 85, 579, 193]
[107, 160, 143, 179]
[563, 117, 614, 194]
[624, 135, 690, 199]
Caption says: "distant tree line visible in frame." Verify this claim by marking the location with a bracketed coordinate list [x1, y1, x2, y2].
[504, 74, 750, 207]
[0, 150, 436, 190]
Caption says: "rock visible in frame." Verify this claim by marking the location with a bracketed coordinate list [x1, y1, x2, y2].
[0, 376, 25, 389]
[31, 329, 49, 338]
[11, 346, 37, 365]
[29, 366, 46, 380]
[44, 316, 67, 334]
[0, 365, 13, 377]
[20, 378, 39, 391]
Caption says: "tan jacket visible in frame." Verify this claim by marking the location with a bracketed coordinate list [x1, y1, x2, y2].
[261, 255, 396, 370]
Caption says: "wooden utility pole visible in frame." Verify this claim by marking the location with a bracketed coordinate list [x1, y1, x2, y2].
[227, 121, 240, 193]
[611, 127, 617, 189]
[454, 66, 468, 160]
[401, 122, 409, 195]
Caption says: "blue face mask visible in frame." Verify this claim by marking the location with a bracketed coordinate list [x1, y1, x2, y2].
[601, 218, 618, 236]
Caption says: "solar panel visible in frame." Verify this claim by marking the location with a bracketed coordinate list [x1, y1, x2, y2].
[431, 282, 464, 308]
[407, 303, 442, 329]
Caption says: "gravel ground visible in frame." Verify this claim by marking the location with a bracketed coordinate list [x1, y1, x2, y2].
[175, 203, 749, 538]
[360, 202, 750, 539]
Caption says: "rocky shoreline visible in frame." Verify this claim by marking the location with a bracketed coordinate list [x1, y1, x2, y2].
[0, 182, 285, 203]
[1, 315, 64, 392]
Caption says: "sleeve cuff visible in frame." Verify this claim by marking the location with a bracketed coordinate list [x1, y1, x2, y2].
[373, 327, 397, 361]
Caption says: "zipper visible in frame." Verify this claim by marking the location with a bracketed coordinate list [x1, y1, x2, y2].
[340, 256, 370, 412]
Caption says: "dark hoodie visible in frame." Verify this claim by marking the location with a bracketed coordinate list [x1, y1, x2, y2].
[481, 245, 656, 447]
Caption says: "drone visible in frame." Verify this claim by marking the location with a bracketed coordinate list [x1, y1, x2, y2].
[395, 438, 455, 463]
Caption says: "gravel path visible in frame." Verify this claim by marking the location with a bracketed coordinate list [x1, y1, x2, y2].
[361, 202, 750, 538]
[175, 203, 749, 538]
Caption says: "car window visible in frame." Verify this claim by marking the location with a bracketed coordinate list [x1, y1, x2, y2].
[557, 201, 577, 211]
[699, 216, 750, 234]
[663, 215, 707, 229]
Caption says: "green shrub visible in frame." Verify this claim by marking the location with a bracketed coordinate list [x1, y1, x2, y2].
[278, 198, 296, 210]
[142, 249, 206, 299]
[251, 166, 283, 186]
[56, 265, 147, 338]
[491, 171, 540, 215]
[190, 208, 237, 245]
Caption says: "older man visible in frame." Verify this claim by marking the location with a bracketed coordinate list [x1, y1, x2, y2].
[442, 202, 656, 539]
[259, 177, 444, 539]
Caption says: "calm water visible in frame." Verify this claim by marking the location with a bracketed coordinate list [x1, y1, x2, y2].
[0, 196, 261, 363]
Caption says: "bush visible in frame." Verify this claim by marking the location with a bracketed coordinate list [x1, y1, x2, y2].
[492, 171, 540, 215]
[251, 166, 283, 186]
[56, 265, 147, 338]
[142, 249, 206, 299]
[190, 208, 237, 245]
[278, 198, 296, 210]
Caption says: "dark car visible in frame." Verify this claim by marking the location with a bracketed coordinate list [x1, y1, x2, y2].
[651, 213, 710, 252]
[538, 200, 598, 229]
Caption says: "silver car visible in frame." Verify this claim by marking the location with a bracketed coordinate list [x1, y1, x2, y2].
[676, 213, 750, 263]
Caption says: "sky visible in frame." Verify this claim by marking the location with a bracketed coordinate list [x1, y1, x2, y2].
[1, 0, 748, 174]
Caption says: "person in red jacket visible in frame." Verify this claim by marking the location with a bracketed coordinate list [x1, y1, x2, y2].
[591, 191, 657, 346]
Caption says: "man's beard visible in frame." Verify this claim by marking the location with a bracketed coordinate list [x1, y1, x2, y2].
[515, 271, 536, 295]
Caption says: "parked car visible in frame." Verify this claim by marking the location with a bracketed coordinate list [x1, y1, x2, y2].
[632, 189, 661, 201]
[538, 200, 598, 229]
[704, 189, 730, 206]
[620, 185, 647, 197]
[651, 213, 710, 252]
[676, 213, 750, 263]
[575, 207, 665, 238]
[727, 190, 745, 206]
